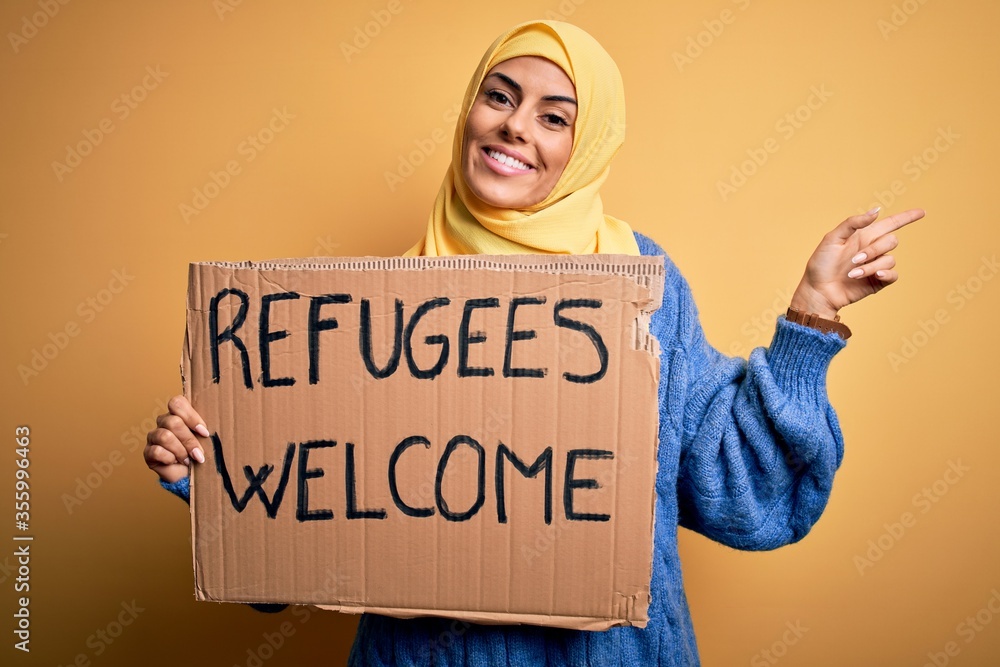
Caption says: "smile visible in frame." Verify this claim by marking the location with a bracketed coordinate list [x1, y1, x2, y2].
[482, 147, 534, 173]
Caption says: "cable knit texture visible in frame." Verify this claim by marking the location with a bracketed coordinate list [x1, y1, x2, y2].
[159, 230, 847, 666]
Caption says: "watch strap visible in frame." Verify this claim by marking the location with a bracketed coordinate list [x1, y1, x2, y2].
[785, 306, 852, 340]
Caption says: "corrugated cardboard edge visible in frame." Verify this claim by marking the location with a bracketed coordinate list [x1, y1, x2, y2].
[183, 253, 665, 628]
[182, 262, 200, 601]
[313, 599, 651, 631]
[189, 254, 663, 306]
[187, 597, 651, 631]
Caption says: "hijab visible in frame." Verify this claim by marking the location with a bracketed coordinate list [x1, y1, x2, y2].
[402, 20, 640, 257]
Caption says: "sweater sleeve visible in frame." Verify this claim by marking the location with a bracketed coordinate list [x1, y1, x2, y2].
[652, 243, 847, 551]
[160, 476, 191, 502]
[158, 476, 288, 614]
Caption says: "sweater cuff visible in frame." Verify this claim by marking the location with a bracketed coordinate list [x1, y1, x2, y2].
[159, 475, 190, 504]
[764, 315, 846, 404]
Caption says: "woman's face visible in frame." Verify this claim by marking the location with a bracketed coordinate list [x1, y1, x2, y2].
[462, 56, 577, 210]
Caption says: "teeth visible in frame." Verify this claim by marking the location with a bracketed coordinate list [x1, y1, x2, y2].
[488, 149, 530, 171]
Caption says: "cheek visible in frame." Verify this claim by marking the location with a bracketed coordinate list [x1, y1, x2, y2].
[461, 117, 481, 170]
[544, 137, 574, 182]
[464, 104, 490, 141]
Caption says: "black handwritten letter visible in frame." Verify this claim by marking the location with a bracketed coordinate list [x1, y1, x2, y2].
[554, 299, 608, 384]
[564, 448, 613, 522]
[260, 292, 300, 387]
[308, 294, 352, 385]
[212, 433, 294, 518]
[435, 435, 485, 522]
[404, 297, 451, 380]
[296, 440, 336, 522]
[209, 288, 252, 389]
[503, 296, 546, 378]
[458, 297, 499, 377]
[345, 442, 387, 520]
[496, 444, 553, 524]
[360, 298, 403, 379]
[388, 436, 434, 517]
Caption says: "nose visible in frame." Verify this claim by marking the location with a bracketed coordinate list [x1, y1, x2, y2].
[500, 106, 532, 143]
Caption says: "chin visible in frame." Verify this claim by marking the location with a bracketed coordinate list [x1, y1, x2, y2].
[479, 192, 534, 210]
[466, 178, 536, 210]
[477, 191, 518, 209]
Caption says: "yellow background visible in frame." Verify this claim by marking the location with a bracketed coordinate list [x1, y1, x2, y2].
[2, 1, 997, 665]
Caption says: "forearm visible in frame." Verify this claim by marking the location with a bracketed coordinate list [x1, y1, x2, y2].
[677, 312, 846, 550]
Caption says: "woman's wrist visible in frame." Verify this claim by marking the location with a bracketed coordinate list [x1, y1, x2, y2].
[789, 281, 839, 320]
[785, 306, 852, 340]
[787, 281, 852, 340]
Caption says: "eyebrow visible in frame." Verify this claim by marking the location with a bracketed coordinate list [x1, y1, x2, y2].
[487, 72, 577, 106]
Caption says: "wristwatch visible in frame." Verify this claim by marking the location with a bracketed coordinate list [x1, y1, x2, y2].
[785, 306, 852, 340]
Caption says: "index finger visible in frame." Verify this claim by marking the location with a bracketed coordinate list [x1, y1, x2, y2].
[867, 208, 926, 238]
[166, 395, 211, 438]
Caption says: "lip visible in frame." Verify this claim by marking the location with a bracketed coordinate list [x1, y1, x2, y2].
[481, 145, 535, 176]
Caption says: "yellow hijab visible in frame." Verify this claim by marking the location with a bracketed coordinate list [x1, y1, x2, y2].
[402, 20, 640, 257]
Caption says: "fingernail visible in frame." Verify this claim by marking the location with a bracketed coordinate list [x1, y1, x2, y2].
[866, 206, 881, 216]
[876, 270, 886, 278]
[848, 267, 864, 278]
[192, 448, 205, 464]
[183, 457, 191, 466]
[194, 424, 210, 438]
[851, 252, 867, 264]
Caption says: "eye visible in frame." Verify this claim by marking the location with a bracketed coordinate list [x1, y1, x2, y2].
[542, 113, 570, 127]
[485, 90, 512, 106]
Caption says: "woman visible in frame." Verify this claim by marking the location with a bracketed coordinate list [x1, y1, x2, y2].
[146, 20, 923, 666]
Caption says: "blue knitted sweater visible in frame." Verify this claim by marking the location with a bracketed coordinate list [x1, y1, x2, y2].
[160, 231, 847, 666]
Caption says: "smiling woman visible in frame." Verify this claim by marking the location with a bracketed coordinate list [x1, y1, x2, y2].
[400, 20, 643, 258]
[462, 56, 577, 210]
[148, 18, 925, 667]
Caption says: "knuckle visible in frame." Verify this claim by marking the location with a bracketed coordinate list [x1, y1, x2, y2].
[150, 449, 172, 467]
[164, 414, 184, 431]
[167, 395, 187, 414]
[150, 428, 174, 448]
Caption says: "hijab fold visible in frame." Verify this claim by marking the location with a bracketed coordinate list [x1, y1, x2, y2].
[402, 20, 640, 257]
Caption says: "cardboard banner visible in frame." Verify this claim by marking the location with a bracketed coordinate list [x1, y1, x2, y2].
[184, 254, 664, 630]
